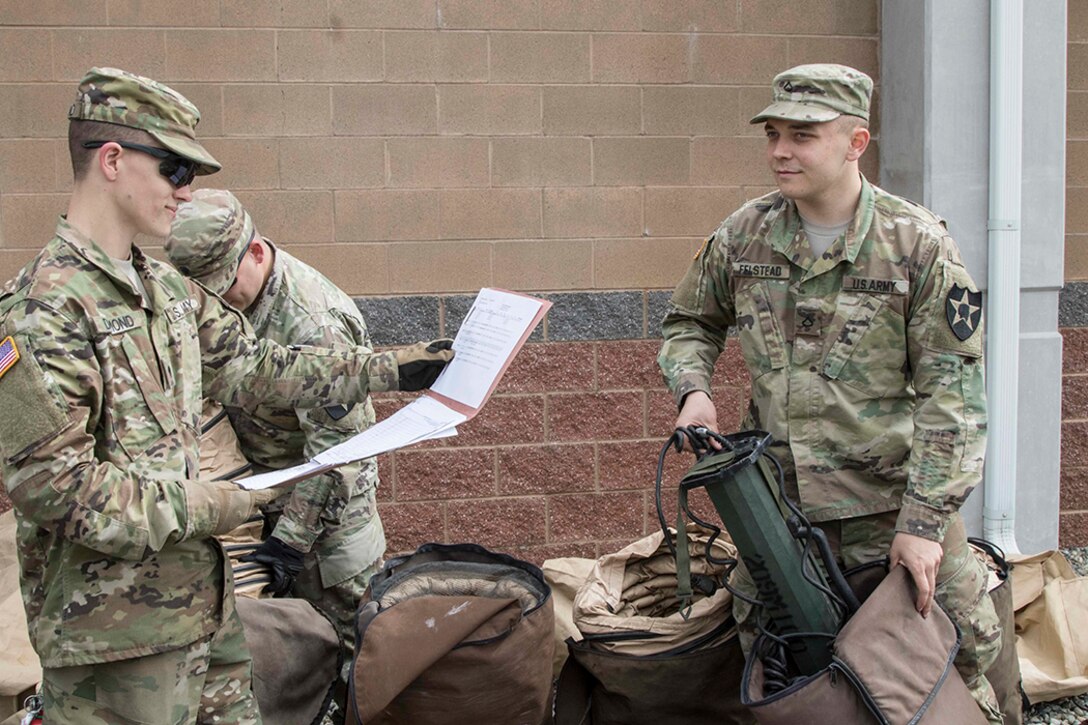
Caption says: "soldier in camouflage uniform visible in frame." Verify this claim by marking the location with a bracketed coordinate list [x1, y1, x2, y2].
[0, 68, 452, 725]
[165, 189, 428, 658]
[657, 64, 1003, 722]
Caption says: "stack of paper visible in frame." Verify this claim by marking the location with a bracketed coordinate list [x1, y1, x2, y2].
[238, 288, 550, 490]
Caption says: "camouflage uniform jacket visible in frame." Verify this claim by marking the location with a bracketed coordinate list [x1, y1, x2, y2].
[0, 219, 395, 667]
[227, 243, 384, 587]
[659, 177, 987, 541]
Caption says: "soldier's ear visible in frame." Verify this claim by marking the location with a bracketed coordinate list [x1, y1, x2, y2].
[845, 126, 870, 161]
[97, 143, 123, 182]
[249, 239, 266, 263]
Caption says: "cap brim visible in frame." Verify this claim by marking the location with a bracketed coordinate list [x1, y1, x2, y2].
[149, 129, 221, 175]
[196, 266, 237, 298]
[749, 101, 841, 124]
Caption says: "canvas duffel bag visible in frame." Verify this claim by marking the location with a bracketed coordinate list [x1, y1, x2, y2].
[969, 538, 1024, 724]
[554, 525, 753, 725]
[347, 543, 554, 725]
[741, 565, 987, 725]
[236, 596, 343, 725]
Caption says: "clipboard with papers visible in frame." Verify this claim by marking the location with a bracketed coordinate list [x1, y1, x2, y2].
[237, 288, 551, 490]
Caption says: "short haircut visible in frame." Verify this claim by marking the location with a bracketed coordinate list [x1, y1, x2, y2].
[836, 115, 870, 136]
[68, 119, 157, 181]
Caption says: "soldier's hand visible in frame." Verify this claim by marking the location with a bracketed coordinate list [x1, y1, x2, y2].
[675, 391, 721, 451]
[207, 481, 281, 535]
[395, 338, 455, 391]
[889, 532, 943, 617]
[239, 536, 306, 596]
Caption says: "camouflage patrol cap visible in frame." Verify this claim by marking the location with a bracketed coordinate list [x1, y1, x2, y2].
[69, 67, 221, 175]
[167, 189, 254, 296]
[750, 63, 872, 124]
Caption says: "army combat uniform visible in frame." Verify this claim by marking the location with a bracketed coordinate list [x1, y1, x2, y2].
[0, 61, 421, 724]
[658, 175, 1002, 720]
[0, 218, 401, 723]
[166, 188, 388, 647]
[228, 241, 385, 643]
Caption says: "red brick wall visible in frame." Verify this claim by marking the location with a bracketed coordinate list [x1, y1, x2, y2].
[1062, 329, 1088, 545]
[375, 339, 750, 562]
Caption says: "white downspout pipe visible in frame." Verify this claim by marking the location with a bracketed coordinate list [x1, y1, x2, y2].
[983, 0, 1023, 554]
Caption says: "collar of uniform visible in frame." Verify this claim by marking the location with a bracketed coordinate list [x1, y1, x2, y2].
[129, 244, 183, 316]
[54, 216, 149, 305]
[764, 174, 877, 277]
[245, 236, 283, 333]
[846, 174, 877, 264]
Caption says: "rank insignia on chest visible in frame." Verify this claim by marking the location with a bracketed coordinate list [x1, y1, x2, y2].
[946, 284, 983, 341]
[0, 336, 19, 379]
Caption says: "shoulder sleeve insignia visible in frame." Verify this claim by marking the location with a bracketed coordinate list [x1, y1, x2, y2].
[693, 235, 712, 260]
[0, 336, 20, 379]
[945, 284, 983, 341]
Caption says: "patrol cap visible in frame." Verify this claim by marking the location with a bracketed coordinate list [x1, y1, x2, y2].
[69, 67, 221, 175]
[750, 63, 872, 124]
[167, 189, 254, 296]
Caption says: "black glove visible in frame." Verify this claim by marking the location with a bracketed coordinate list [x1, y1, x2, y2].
[395, 338, 455, 391]
[239, 536, 305, 596]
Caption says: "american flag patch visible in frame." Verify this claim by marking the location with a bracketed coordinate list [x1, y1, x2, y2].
[0, 336, 19, 379]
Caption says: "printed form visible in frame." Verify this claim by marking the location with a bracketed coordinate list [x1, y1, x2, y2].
[238, 288, 549, 490]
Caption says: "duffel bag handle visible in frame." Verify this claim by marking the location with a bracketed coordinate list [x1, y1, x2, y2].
[968, 536, 1010, 580]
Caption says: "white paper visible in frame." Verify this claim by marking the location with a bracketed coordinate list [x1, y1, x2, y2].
[236, 288, 545, 490]
[429, 288, 544, 409]
[313, 395, 467, 467]
[237, 460, 328, 490]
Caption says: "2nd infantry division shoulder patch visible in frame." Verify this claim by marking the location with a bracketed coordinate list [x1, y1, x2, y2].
[0, 336, 19, 379]
[945, 285, 982, 341]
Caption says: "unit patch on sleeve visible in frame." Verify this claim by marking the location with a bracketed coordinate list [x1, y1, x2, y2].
[945, 284, 983, 341]
[0, 336, 18, 379]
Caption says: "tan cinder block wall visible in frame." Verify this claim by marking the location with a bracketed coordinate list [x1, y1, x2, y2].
[0, 0, 879, 294]
[1069, 1, 1088, 280]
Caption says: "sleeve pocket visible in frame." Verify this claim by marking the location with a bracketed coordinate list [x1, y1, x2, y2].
[0, 335, 71, 466]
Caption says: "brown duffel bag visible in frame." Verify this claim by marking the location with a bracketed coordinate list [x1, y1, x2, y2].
[556, 627, 752, 725]
[969, 538, 1025, 725]
[236, 596, 343, 725]
[742, 565, 987, 725]
[554, 525, 752, 725]
[346, 543, 554, 725]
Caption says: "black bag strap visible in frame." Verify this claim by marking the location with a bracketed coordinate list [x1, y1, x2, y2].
[554, 639, 594, 725]
[968, 536, 1010, 580]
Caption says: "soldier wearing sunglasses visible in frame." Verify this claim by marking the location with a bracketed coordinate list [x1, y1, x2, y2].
[0, 67, 453, 724]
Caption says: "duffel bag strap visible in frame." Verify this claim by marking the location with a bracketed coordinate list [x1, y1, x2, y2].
[554, 639, 594, 725]
[968, 536, 1010, 580]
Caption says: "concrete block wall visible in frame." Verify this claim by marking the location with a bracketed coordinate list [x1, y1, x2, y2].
[0, 1, 880, 561]
[1063, 2, 1088, 545]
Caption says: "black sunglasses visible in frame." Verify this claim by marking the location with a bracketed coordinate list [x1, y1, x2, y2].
[228, 232, 255, 290]
[81, 140, 198, 188]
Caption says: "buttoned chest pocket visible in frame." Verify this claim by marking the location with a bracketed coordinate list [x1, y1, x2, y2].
[98, 333, 177, 462]
[822, 292, 908, 398]
[733, 280, 787, 381]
